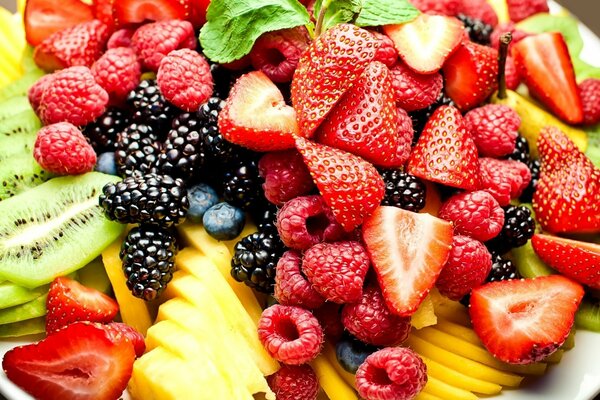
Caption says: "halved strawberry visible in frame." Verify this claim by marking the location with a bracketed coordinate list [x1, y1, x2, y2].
[362, 206, 453, 316]
[443, 40, 498, 110]
[295, 137, 385, 232]
[104, 322, 146, 357]
[383, 14, 464, 74]
[2, 321, 135, 400]
[113, 0, 191, 27]
[316, 61, 410, 168]
[45, 276, 119, 334]
[218, 71, 299, 152]
[291, 24, 380, 137]
[533, 127, 600, 233]
[24, 0, 94, 46]
[188, 0, 211, 27]
[531, 234, 600, 290]
[92, 0, 115, 32]
[469, 275, 584, 364]
[407, 105, 480, 190]
[513, 32, 583, 124]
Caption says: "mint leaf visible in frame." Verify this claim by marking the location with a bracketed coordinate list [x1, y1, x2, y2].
[314, 0, 362, 35]
[200, 0, 310, 63]
[355, 0, 420, 27]
[517, 13, 584, 58]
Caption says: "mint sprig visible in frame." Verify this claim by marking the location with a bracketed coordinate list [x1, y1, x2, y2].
[314, 0, 362, 36]
[355, 0, 420, 27]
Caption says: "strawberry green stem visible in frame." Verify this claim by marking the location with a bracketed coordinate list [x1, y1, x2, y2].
[497, 32, 513, 100]
[315, 0, 332, 37]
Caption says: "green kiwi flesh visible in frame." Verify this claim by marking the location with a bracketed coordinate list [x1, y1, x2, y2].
[0, 69, 45, 102]
[0, 172, 125, 288]
[0, 153, 52, 201]
[509, 240, 556, 278]
[0, 109, 41, 158]
[78, 257, 112, 295]
[575, 298, 600, 332]
[0, 294, 46, 324]
[0, 316, 45, 338]
[0, 96, 32, 122]
[0, 281, 48, 309]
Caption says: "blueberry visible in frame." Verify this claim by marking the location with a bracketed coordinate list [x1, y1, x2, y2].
[95, 152, 117, 176]
[186, 183, 219, 223]
[336, 334, 379, 374]
[203, 202, 246, 240]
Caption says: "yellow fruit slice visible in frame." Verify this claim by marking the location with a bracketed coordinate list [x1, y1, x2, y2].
[421, 355, 502, 395]
[322, 341, 356, 388]
[486, 0, 510, 23]
[415, 392, 443, 400]
[411, 293, 437, 329]
[422, 376, 478, 400]
[311, 355, 359, 400]
[129, 362, 156, 400]
[434, 318, 482, 345]
[429, 290, 472, 326]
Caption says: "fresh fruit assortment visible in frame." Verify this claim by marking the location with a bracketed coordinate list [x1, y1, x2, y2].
[0, 0, 599, 399]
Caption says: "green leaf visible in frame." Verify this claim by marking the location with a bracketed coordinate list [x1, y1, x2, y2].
[199, 0, 311, 64]
[313, 0, 362, 35]
[585, 124, 600, 168]
[355, 0, 420, 27]
[517, 13, 584, 59]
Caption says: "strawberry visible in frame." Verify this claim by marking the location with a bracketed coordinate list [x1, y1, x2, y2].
[104, 322, 146, 357]
[33, 19, 110, 72]
[513, 32, 583, 124]
[533, 127, 600, 233]
[443, 40, 498, 111]
[291, 24, 380, 137]
[295, 137, 385, 232]
[218, 71, 300, 152]
[189, 0, 211, 27]
[92, 0, 115, 32]
[362, 206, 453, 316]
[113, 0, 191, 27]
[383, 14, 464, 74]
[532, 234, 600, 290]
[407, 105, 480, 190]
[2, 321, 135, 400]
[316, 61, 410, 168]
[469, 275, 584, 364]
[24, 0, 94, 46]
[45, 276, 119, 334]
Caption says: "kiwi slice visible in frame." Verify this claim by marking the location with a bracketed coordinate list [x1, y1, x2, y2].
[0, 172, 126, 288]
[0, 316, 45, 338]
[517, 13, 584, 59]
[0, 96, 32, 122]
[509, 240, 556, 278]
[0, 69, 45, 102]
[575, 298, 600, 332]
[0, 110, 41, 158]
[0, 294, 46, 324]
[0, 153, 52, 201]
[0, 282, 48, 309]
[78, 257, 113, 295]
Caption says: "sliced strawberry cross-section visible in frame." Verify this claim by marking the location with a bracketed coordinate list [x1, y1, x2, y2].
[113, 0, 191, 27]
[25, 0, 94, 46]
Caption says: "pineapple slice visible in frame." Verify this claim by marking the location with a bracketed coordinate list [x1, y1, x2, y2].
[422, 376, 478, 400]
[128, 363, 156, 400]
[311, 355, 359, 400]
[415, 392, 443, 400]
[420, 355, 502, 395]
[411, 293, 437, 329]
[322, 342, 355, 388]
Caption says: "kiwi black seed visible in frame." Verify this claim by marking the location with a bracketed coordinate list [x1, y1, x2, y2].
[0, 110, 42, 158]
[0, 153, 52, 201]
[0, 172, 126, 288]
[0, 96, 32, 123]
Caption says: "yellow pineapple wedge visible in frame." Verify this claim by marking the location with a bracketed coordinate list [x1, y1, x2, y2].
[311, 354, 359, 400]
[411, 293, 437, 329]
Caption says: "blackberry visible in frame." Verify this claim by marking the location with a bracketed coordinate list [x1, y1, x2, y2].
[255, 202, 279, 236]
[409, 93, 455, 144]
[210, 63, 241, 99]
[115, 123, 160, 178]
[83, 107, 130, 152]
[222, 157, 267, 213]
[519, 159, 540, 203]
[507, 134, 531, 164]
[380, 169, 427, 212]
[486, 252, 520, 283]
[456, 14, 493, 45]
[231, 231, 284, 293]
[486, 205, 536, 254]
[127, 79, 176, 134]
[120, 226, 177, 301]
[100, 173, 189, 228]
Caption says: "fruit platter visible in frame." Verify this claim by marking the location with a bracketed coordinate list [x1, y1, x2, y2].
[0, 0, 600, 399]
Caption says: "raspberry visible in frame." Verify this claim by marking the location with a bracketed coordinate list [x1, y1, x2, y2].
[267, 364, 319, 400]
[156, 49, 213, 112]
[104, 322, 146, 358]
[132, 19, 196, 71]
[505, 55, 521, 90]
[438, 190, 505, 242]
[390, 62, 444, 112]
[356, 347, 428, 400]
[107, 28, 135, 49]
[341, 284, 411, 346]
[409, 0, 461, 15]
[371, 31, 398, 67]
[313, 302, 344, 342]
[34, 122, 97, 175]
[258, 304, 324, 365]
[490, 22, 530, 49]
[464, 104, 520, 158]
[250, 27, 310, 83]
[28, 74, 54, 113]
[38, 66, 109, 126]
[478, 157, 532, 206]
[436, 235, 492, 300]
[457, 0, 498, 27]
[258, 150, 315, 205]
[275, 250, 325, 309]
[276, 195, 346, 250]
[302, 241, 370, 304]
[579, 78, 600, 126]
[506, 0, 549, 22]
[91, 47, 141, 105]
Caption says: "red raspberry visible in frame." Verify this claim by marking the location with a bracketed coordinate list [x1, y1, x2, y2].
[371, 31, 398, 68]
[34, 122, 97, 175]
[506, 0, 549, 22]
[107, 28, 135, 49]
[258, 304, 324, 365]
[28, 74, 54, 114]
[341, 284, 411, 346]
[250, 27, 310, 83]
[267, 364, 319, 400]
[276, 195, 346, 250]
[490, 22, 530, 50]
[464, 104, 520, 157]
[505, 54, 521, 90]
[457, 0, 498, 27]
[438, 190, 505, 242]
[313, 302, 344, 342]
[436, 235, 492, 300]
[478, 157, 532, 206]
[356, 347, 427, 400]
[302, 241, 370, 304]
[132, 20, 196, 71]
[390, 61, 443, 112]
[156, 49, 213, 112]
[91, 47, 141, 105]
[33, 19, 110, 72]
[258, 150, 315, 205]
[275, 250, 325, 309]
[409, 0, 461, 15]
[579, 78, 600, 126]
[397, 107, 415, 141]
[38, 66, 109, 126]
[104, 322, 146, 358]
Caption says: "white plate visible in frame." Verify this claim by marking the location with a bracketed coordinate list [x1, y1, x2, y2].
[1, 2, 600, 400]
